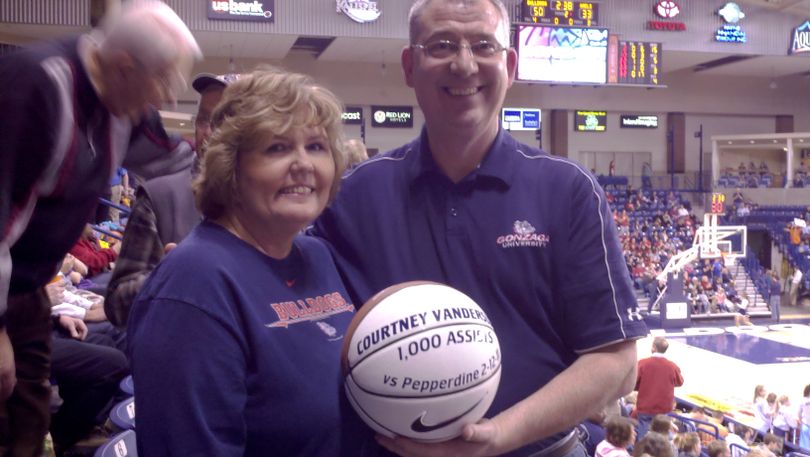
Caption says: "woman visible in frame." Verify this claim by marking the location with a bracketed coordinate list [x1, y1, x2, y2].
[752, 385, 775, 435]
[800, 384, 810, 450]
[129, 68, 370, 456]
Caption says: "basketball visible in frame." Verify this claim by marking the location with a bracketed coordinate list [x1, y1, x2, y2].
[342, 281, 501, 442]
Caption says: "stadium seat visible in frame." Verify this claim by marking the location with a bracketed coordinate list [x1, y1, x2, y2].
[119, 375, 134, 396]
[110, 397, 135, 431]
[93, 430, 137, 457]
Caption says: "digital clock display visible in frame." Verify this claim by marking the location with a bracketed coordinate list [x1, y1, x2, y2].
[521, 1, 599, 27]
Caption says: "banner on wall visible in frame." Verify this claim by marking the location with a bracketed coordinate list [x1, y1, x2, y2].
[208, 0, 275, 22]
[336, 0, 381, 23]
[575, 110, 607, 132]
[620, 114, 658, 129]
[342, 106, 363, 125]
[371, 106, 413, 128]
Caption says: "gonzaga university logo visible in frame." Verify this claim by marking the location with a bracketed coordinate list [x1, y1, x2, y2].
[496, 220, 549, 249]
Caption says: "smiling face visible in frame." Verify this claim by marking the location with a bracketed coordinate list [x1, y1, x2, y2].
[231, 122, 336, 237]
[402, 0, 516, 138]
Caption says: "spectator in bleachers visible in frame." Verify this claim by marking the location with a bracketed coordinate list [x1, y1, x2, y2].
[696, 287, 710, 314]
[676, 432, 701, 457]
[44, 266, 128, 454]
[727, 424, 755, 457]
[105, 72, 234, 328]
[772, 395, 797, 440]
[344, 138, 369, 167]
[128, 68, 371, 455]
[108, 167, 130, 224]
[634, 431, 676, 457]
[743, 449, 775, 457]
[68, 225, 120, 279]
[753, 385, 776, 435]
[0, 3, 201, 452]
[596, 415, 636, 457]
[708, 439, 730, 457]
[799, 383, 810, 450]
[635, 337, 684, 438]
[642, 162, 652, 189]
[713, 281, 729, 313]
[49, 314, 128, 455]
[689, 407, 729, 446]
[648, 414, 680, 456]
[787, 223, 802, 246]
[761, 433, 783, 456]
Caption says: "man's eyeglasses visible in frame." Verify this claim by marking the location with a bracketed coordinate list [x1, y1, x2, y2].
[411, 40, 507, 60]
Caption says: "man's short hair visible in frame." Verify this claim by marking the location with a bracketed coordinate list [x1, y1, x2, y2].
[707, 440, 729, 457]
[408, 0, 511, 48]
[634, 432, 675, 457]
[763, 433, 782, 450]
[653, 336, 669, 353]
[194, 66, 347, 220]
[650, 414, 673, 434]
[98, 0, 201, 97]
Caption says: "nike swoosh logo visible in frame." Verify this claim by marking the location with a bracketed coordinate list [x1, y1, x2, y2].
[410, 397, 484, 433]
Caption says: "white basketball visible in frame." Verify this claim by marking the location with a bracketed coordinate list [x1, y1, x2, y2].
[342, 281, 501, 442]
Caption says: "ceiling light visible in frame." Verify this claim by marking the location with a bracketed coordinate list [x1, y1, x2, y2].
[179, 122, 185, 126]
[727, 141, 733, 145]
[750, 140, 755, 144]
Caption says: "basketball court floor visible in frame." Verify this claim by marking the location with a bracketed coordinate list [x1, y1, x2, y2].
[642, 310, 810, 430]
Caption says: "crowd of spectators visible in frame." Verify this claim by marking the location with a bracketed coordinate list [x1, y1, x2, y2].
[608, 188, 697, 302]
[718, 162, 776, 188]
[588, 388, 807, 457]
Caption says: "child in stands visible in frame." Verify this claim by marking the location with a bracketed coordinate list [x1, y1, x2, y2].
[596, 416, 636, 457]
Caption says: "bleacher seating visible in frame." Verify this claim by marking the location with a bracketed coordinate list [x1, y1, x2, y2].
[109, 397, 135, 432]
[93, 430, 137, 457]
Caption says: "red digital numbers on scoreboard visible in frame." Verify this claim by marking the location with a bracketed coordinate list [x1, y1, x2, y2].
[711, 193, 726, 214]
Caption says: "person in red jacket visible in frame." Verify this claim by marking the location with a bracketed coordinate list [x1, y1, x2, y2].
[635, 337, 684, 440]
[69, 225, 120, 278]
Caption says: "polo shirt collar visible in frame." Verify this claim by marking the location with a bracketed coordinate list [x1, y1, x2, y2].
[407, 126, 516, 187]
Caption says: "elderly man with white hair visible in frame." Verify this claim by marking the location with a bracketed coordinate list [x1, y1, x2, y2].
[0, 1, 201, 454]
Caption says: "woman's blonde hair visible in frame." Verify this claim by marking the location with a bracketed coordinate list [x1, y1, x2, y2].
[194, 66, 347, 219]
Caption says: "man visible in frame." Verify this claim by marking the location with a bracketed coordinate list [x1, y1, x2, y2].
[312, 0, 646, 455]
[105, 73, 235, 327]
[46, 280, 128, 454]
[634, 337, 684, 439]
[0, 2, 200, 454]
[768, 271, 781, 323]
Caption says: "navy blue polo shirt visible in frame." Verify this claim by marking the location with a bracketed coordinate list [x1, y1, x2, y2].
[313, 128, 647, 454]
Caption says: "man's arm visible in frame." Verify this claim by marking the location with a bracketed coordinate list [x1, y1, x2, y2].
[378, 339, 638, 457]
[105, 190, 163, 327]
[123, 110, 193, 180]
[675, 365, 684, 387]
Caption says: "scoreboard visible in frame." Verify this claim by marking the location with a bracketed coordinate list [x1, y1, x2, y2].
[710, 193, 726, 215]
[520, 1, 599, 27]
[616, 41, 662, 86]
